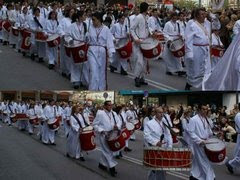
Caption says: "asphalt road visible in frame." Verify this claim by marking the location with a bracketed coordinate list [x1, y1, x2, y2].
[0, 43, 195, 91]
[0, 120, 239, 180]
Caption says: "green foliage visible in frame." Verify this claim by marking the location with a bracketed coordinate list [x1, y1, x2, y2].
[174, 0, 198, 9]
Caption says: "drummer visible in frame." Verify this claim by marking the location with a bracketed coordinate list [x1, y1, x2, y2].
[225, 104, 240, 174]
[144, 107, 173, 180]
[66, 105, 90, 161]
[163, 12, 185, 76]
[65, 10, 89, 89]
[45, 11, 60, 69]
[147, 8, 163, 37]
[93, 100, 121, 177]
[26, 102, 37, 135]
[126, 104, 138, 141]
[130, 2, 149, 87]
[2, 4, 13, 46]
[29, 7, 47, 62]
[16, 101, 28, 131]
[110, 13, 129, 76]
[187, 104, 216, 180]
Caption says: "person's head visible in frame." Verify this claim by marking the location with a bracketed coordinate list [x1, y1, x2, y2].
[195, 8, 206, 24]
[104, 101, 112, 112]
[152, 8, 158, 17]
[71, 105, 79, 115]
[48, 11, 57, 20]
[92, 12, 103, 27]
[171, 12, 178, 23]
[140, 2, 148, 14]
[200, 104, 208, 117]
[114, 105, 122, 115]
[155, 107, 164, 121]
[179, 12, 185, 21]
[72, 10, 86, 23]
[118, 13, 125, 24]
[49, 99, 55, 106]
[33, 7, 40, 17]
[22, 6, 28, 15]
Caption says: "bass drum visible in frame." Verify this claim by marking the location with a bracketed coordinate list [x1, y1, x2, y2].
[140, 38, 161, 59]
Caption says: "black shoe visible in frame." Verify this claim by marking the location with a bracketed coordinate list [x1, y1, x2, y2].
[166, 72, 173, 75]
[110, 65, 117, 73]
[12, 44, 16, 48]
[124, 147, 132, 152]
[73, 85, 80, 89]
[135, 78, 141, 87]
[177, 71, 186, 76]
[140, 78, 148, 85]
[120, 67, 128, 75]
[109, 167, 117, 177]
[62, 72, 67, 77]
[130, 139, 135, 141]
[185, 83, 192, 90]
[189, 176, 198, 180]
[39, 58, 44, 63]
[98, 163, 107, 171]
[18, 49, 21, 53]
[22, 52, 26, 56]
[225, 161, 234, 174]
[29, 132, 33, 135]
[31, 54, 35, 61]
[50, 142, 56, 145]
[80, 157, 85, 161]
[3, 41, 7, 46]
[115, 155, 120, 159]
[48, 64, 54, 70]
[8, 124, 12, 126]
[66, 153, 70, 158]
[119, 151, 123, 157]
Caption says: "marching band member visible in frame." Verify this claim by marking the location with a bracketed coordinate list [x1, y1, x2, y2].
[147, 8, 163, 34]
[34, 101, 44, 139]
[42, 100, 57, 145]
[188, 104, 215, 180]
[62, 102, 72, 137]
[181, 107, 193, 149]
[66, 105, 89, 161]
[26, 103, 36, 135]
[29, 7, 46, 62]
[16, 101, 28, 131]
[93, 101, 121, 177]
[225, 104, 240, 174]
[163, 13, 185, 76]
[7, 101, 17, 126]
[110, 14, 129, 76]
[144, 107, 173, 180]
[130, 2, 149, 87]
[65, 10, 89, 89]
[233, 19, 240, 39]
[87, 12, 115, 90]
[45, 11, 60, 69]
[58, 8, 75, 78]
[126, 105, 138, 141]
[38, 2, 49, 20]
[2, 4, 13, 46]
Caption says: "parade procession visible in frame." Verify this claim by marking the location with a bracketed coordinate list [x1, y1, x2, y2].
[0, 0, 240, 180]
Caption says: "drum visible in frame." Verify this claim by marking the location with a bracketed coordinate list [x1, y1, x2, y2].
[134, 120, 141, 130]
[204, 137, 226, 164]
[70, 43, 88, 64]
[172, 128, 180, 144]
[48, 118, 61, 130]
[121, 128, 131, 141]
[47, 34, 61, 47]
[106, 130, 126, 152]
[126, 122, 135, 135]
[12, 27, 19, 36]
[2, 20, 11, 32]
[21, 30, 31, 50]
[169, 38, 185, 58]
[79, 126, 96, 151]
[143, 147, 192, 171]
[155, 33, 165, 42]
[0, 20, 3, 31]
[211, 46, 225, 57]
[115, 40, 132, 59]
[140, 38, 161, 59]
[29, 116, 39, 125]
[14, 113, 28, 120]
[88, 114, 95, 124]
[35, 31, 48, 42]
[173, 119, 180, 125]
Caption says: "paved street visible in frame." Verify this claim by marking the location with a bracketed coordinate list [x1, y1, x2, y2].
[0, 44, 196, 91]
[0, 121, 239, 180]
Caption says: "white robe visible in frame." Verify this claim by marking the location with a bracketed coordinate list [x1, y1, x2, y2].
[126, 109, 138, 140]
[185, 20, 211, 88]
[211, 33, 223, 71]
[188, 114, 215, 180]
[66, 22, 89, 85]
[26, 108, 36, 134]
[202, 32, 240, 90]
[93, 109, 121, 168]
[16, 104, 28, 130]
[233, 19, 240, 38]
[87, 24, 115, 90]
[63, 106, 71, 136]
[229, 112, 240, 169]
[144, 118, 173, 180]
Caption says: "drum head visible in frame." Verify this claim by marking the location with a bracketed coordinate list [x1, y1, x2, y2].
[115, 39, 128, 49]
[141, 38, 158, 50]
[205, 138, 225, 151]
[170, 38, 184, 51]
[83, 126, 93, 131]
[47, 34, 59, 41]
[30, 116, 37, 120]
[172, 128, 180, 133]
[126, 122, 135, 131]
[108, 130, 119, 141]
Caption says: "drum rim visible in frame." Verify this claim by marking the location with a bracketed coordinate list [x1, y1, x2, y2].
[47, 34, 60, 41]
[140, 38, 159, 50]
[144, 147, 191, 151]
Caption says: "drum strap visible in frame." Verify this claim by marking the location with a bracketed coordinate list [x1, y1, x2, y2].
[177, 22, 180, 35]
[120, 114, 125, 124]
[8, 104, 13, 114]
[80, 113, 89, 127]
[34, 16, 43, 29]
[163, 114, 172, 128]
[112, 112, 117, 125]
[73, 114, 83, 128]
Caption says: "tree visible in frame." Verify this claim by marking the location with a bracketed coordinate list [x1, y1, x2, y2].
[173, 0, 198, 10]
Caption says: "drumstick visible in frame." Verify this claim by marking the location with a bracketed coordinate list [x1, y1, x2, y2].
[205, 141, 219, 144]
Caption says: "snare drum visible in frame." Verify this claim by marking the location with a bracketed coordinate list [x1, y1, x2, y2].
[126, 122, 135, 135]
[204, 137, 226, 164]
[35, 31, 48, 42]
[48, 118, 61, 130]
[211, 46, 225, 57]
[143, 147, 192, 171]
[14, 113, 28, 120]
[121, 128, 131, 140]
[12, 27, 19, 36]
[21, 30, 32, 50]
[106, 130, 126, 152]
[169, 38, 185, 58]
[70, 43, 88, 64]
[29, 116, 39, 125]
[172, 128, 180, 144]
[134, 120, 141, 130]
[47, 34, 61, 47]
[115, 39, 132, 59]
[79, 126, 96, 151]
[155, 33, 165, 42]
[2, 20, 11, 32]
[140, 38, 161, 59]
